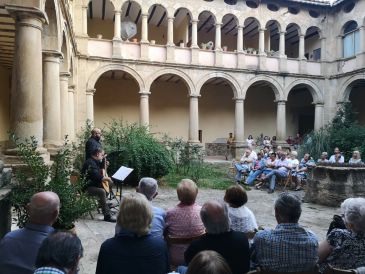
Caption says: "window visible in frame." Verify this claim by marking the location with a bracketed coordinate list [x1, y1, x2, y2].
[313, 48, 321, 61]
[343, 21, 360, 58]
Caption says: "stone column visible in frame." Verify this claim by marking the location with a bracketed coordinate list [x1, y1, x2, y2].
[86, 89, 95, 122]
[215, 23, 222, 51]
[60, 72, 70, 139]
[191, 19, 198, 48]
[43, 50, 62, 147]
[141, 13, 149, 43]
[7, 7, 47, 145]
[113, 10, 121, 40]
[82, 5, 88, 36]
[276, 100, 286, 140]
[279, 31, 286, 57]
[320, 37, 326, 61]
[259, 28, 265, 54]
[337, 35, 343, 58]
[68, 85, 76, 141]
[299, 34, 305, 59]
[237, 26, 243, 52]
[314, 103, 324, 131]
[139, 91, 150, 126]
[167, 16, 174, 46]
[234, 98, 244, 143]
[189, 95, 199, 143]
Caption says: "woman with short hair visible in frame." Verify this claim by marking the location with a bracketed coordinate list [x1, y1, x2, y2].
[349, 151, 363, 164]
[96, 193, 169, 274]
[318, 197, 365, 272]
[186, 251, 232, 274]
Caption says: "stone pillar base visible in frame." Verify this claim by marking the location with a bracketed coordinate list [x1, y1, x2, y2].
[166, 46, 175, 62]
[279, 57, 288, 73]
[258, 54, 267, 70]
[191, 47, 199, 65]
[214, 50, 223, 67]
[4, 147, 50, 167]
[232, 142, 247, 160]
[140, 42, 149, 60]
[112, 38, 122, 58]
[356, 52, 365, 69]
[237, 52, 245, 68]
[44, 143, 63, 157]
[299, 59, 307, 74]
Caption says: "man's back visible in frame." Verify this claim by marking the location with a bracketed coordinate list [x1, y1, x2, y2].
[185, 231, 250, 274]
[253, 223, 318, 272]
[85, 137, 101, 159]
[0, 224, 54, 274]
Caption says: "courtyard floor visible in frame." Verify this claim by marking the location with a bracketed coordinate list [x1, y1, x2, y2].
[75, 186, 341, 274]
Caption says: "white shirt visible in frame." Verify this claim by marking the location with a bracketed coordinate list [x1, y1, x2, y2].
[288, 158, 299, 169]
[246, 139, 254, 146]
[228, 206, 258, 233]
[329, 154, 344, 163]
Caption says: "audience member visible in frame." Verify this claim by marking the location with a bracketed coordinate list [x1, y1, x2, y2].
[271, 136, 277, 147]
[262, 151, 291, 194]
[263, 136, 271, 147]
[317, 152, 329, 163]
[115, 177, 165, 237]
[165, 179, 205, 266]
[34, 232, 83, 274]
[329, 147, 345, 163]
[226, 133, 235, 160]
[0, 191, 60, 274]
[246, 135, 254, 146]
[293, 153, 315, 191]
[255, 152, 278, 189]
[263, 146, 270, 158]
[96, 193, 169, 274]
[186, 251, 232, 274]
[82, 148, 115, 222]
[234, 148, 257, 182]
[252, 193, 318, 272]
[294, 133, 302, 147]
[85, 128, 103, 159]
[184, 201, 250, 274]
[349, 150, 363, 164]
[288, 151, 299, 170]
[224, 185, 258, 235]
[286, 136, 294, 145]
[246, 152, 266, 186]
[319, 197, 365, 273]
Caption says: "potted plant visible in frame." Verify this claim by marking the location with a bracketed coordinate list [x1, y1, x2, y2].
[10, 135, 95, 230]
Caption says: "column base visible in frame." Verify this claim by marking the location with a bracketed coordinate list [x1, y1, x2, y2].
[258, 54, 267, 70]
[140, 42, 149, 60]
[44, 142, 63, 157]
[237, 52, 246, 69]
[191, 47, 199, 65]
[299, 59, 308, 74]
[166, 45, 175, 62]
[279, 56, 288, 73]
[4, 147, 50, 167]
[112, 38, 122, 58]
[214, 50, 223, 67]
[232, 142, 248, 160]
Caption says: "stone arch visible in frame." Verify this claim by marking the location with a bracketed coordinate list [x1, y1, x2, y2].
[243, 76, 284, 101]
[42, 0, 61, 51]
[337, 74, 365, 103]
[87, 64, 145, 92]
[265, 18, 283, 33]
[285, 79, 323, 103]
[147, 68, 195, 95]
[196, 72, 241, 98]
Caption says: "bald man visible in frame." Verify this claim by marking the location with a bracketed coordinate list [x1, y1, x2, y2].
[0, 191, 60, 274]
[85, 128, 103, 160]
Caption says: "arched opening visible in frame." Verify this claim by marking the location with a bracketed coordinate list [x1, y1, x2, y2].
[42, 0, 58, 50]
[305, 26, 321, 61]
[60, 34, 69, 73]
[245, 81, 277, 138]
[87, 0, 114, 39]
[347, 79, 365, 125]
[147, 4, 168, 45]
[243, 17, 260, 54]
[285, 23, 300, 58]
[150, 74, 189, 139]
[221, 14, 238, 52]
[121, 1, 142, 42]
[173, 8, 192, 47]
[287, 85, 315, 136]
[197, 11, 216, 49]
[265, 20, 280, 54]
[94, 70, 140, 128]
[200, 78, 235, 143]
[342, 20, 360, 58]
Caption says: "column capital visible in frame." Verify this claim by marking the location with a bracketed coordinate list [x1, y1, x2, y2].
[275, 100, 287, 105]
[86, 88, 96, 96]
[189, 94, 201, 99]
[68, 85, 75, 93]
[81, 5, 88, 10]
[259, 28, 266, 32]
[60, 72, 71, 79]
[279, 31, 286, 35]
[215, 23, 222, 27]
[43, 50, 63, 58]
[141, 13, 148, 18]
[191, 19, 199, 24]
[313, 102, 324, 106]
[237, 25, 243, 30]
[6, 5, 48, 25]
[168, 16, 174, 21]
[114, 10, 121, 15]
[234, 97, 245, 102]
[319, 36, 327, 40]
[139, 91, 151, 96]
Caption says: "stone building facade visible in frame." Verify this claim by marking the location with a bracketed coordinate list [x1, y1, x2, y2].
[0, 0, 364, 156]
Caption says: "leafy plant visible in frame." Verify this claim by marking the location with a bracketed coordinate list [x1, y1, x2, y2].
[72, 120, 93, 174]
[10, 135, 95, 229]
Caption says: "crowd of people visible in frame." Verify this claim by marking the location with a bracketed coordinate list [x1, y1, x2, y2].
[234, 145, 364, 193]
[1, 181, 365, 274]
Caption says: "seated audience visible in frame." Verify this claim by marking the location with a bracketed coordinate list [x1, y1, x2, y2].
[263, 146, 270, 159]
[224, 185, 258, 235]
[293, 153, 315, 191]
[246, 135, 254, 146]
[319, 197, 365, 272]
[289, 151, 299, 170]
[115, 177, 165, 237]
[165, 179, 205, 266]
[183, 201, 250, 274]
[0, 191, 60, 274]
[263, 136, 271, 147]
[271, 136, 277, 147]
[252, 193, 318, 272]
[186, 251, 232, 274]
[234, 148, 257, 182]
[318, 152, 329, 163]
[246, 152, 266, 186]
[82, 148, 115, 222]
[34, 232, 83, 274]
[294, 133, 302, 148]
[349, 150, 363, 164]
[286, 136, 294, 145]
[254, 152, 278, 189]
[329, 147, 345, 163]
[96, 193, 169, 274]
[262, 151, 291, 194]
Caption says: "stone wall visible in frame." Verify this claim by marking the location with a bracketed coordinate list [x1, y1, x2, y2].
[304, 165, 365, 207]
[205, 143, 228, 157]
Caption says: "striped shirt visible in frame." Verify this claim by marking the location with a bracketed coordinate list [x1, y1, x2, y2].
[253, 223, 318, 272]
[34, 267, 65, 274]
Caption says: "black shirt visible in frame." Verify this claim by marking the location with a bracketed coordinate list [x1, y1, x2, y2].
[85, 137, 102, 159]
[81, 158, 103, 188]
[185, 231, 250, 274]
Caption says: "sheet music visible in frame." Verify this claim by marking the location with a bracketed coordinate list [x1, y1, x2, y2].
[112, 166, 134, 181]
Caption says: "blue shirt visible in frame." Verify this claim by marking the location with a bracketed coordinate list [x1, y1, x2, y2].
[34, 267, 64, 274]
[253, 223, 318, 272]
[0, 223, 54, 274]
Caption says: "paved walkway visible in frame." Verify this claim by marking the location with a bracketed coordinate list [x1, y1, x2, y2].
[76, 186, 341, 274]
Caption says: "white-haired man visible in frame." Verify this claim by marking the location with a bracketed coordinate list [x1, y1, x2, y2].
[0, 191, 60, 274]
[115, 177, 165, 237]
